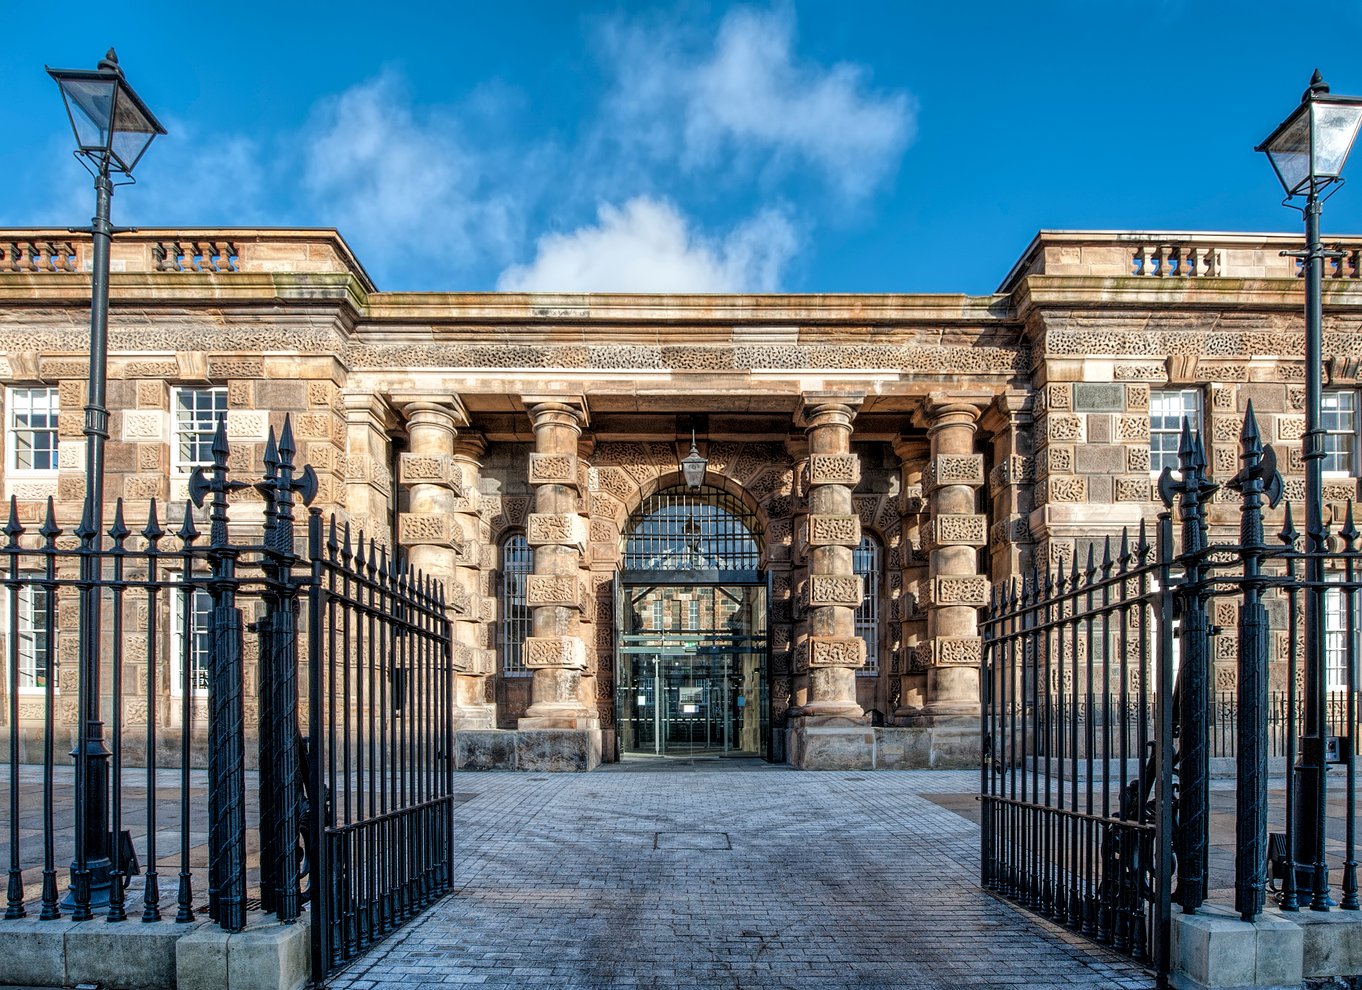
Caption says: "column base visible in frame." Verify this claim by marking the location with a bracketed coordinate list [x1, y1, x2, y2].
[895, 712, 979, 768]
[786, 715, 874, 771]
[451, 704, 497, 731]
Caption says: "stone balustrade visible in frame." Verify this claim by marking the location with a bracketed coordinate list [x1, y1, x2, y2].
[1000, 230, 1362, 289]
[0, 228, 373, 288]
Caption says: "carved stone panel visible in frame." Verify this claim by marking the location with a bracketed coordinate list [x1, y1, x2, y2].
[807, 454, 861, 487]
[398, 513, 467, 552]
[931, 637, 982, 667]
[399, 452, 463, 492]
[523, 636, 588, 670]
[924, 514, 987, 550]
[927, 575, 989, 607]
[525, 575, 585, 611]
[807, 636, 867, 669]
[528, 453, 580, 488]
[526, 512, 589, 550]
[806, 574, 863, 608]
[923, 454, 985, 492]
[806, 514, 861, 547]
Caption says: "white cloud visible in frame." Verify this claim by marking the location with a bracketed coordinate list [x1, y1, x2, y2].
[602, 6, 915, 203]
[496, 196, 797, 293]
[300, 74, 522, 273]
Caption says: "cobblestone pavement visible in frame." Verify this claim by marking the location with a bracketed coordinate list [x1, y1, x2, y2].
[327, 760, 1155, 990]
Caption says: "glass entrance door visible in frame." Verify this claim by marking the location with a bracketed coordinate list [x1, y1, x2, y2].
[616, 583, 767, 757]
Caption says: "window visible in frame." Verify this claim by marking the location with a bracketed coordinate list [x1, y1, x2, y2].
[1322, 390, 1359, 475]
[499, 534, 532, 676]
[170, 584, 211, 695]
[7, 580, 54, 691]
[1325, 587, 1356, 692]
[853, 534, 882, 675]
[1149, 388, 1202, 474]
[172, 387, 228, 472]
[7, 387, 59, 472]
[688, 598, 700, 632]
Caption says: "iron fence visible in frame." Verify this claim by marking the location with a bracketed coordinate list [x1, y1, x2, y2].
[0, 415, 456, 984]
[983, 404, 1361, 982]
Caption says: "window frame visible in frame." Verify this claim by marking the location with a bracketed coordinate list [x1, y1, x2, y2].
[853, 533, 882, 676]
[1321, 388, 1360, 477]
[1148, 387, 1204, 476]
[170, 386, 229, 476]
[4, 578, 57, 694]
[6, 386, 60, 476]
[498, 533, 533, 677]
[1325, 584, 1357, 693]
[168, 578, 211, 697]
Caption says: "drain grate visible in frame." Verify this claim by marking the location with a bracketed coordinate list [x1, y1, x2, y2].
[654, 831, 732, 850]
[843, 776, 867, 781]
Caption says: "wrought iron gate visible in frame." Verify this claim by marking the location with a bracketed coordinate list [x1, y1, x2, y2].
[983, 406, 1361, 982]
[1, 414, 455, 986]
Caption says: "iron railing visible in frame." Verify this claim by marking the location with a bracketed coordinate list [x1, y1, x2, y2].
[0, 414, 456, 983]
[983, 404, 1362, 981]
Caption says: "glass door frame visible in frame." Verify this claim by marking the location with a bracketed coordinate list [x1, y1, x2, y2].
[614, 571, 772, 759]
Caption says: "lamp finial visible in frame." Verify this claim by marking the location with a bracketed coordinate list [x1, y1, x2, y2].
[1305, 69, 1329, 102]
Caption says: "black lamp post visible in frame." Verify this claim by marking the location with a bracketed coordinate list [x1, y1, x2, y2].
[1257, 70, 1362, 911]
[47, 49, 165, 917]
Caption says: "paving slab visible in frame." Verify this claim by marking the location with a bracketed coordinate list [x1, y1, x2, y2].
[326, 762, 1156, 990]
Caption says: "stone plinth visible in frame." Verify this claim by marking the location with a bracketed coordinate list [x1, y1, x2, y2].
[787, 715, 874, 770]
[1170, 905, 1301, 990]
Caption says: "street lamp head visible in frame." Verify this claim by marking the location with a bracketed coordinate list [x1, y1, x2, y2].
[47, 48, 166, 177]
[1256, 70, 1362, 199]
[680, 431, 707, 489]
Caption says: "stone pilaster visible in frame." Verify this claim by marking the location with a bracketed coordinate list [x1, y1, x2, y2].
[892, 437, 929, 720]
[798, 399, 864, 718]
[983, 390, 1035, 584]
[341, 391, 398, 546]
[396, 396, 494, 730]
[920, 395, 988, 718]
[520, 397, 598, 731]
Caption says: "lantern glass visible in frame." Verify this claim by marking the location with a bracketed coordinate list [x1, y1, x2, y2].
[1312, 103, 1362, 179]
[49, 62, 165, 175]
[680, 446, 707, 488]
[1264, 109, 1312, 196]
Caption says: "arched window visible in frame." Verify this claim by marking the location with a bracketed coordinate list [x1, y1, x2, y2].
[622, 485, 761, 574]
[853, 533, 882, 675]
[500, 533, 532, 676]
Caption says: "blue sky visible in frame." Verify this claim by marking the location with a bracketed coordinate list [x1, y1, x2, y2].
[6, 2, 1362, 294]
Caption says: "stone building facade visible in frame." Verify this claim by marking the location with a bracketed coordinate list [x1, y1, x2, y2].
[0, 228, 1359, 769]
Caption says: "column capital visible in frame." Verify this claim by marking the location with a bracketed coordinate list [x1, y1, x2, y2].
[979, 388, 1034, 433]
[891, 436, 930, 464]
[392, 393, 471, 431]
[450, 433, 486, 462]
[521, 394, 590, 431]
[797, 395, 862, 432]
[340, 390, 400, 432]
[920, 393, 988, 435]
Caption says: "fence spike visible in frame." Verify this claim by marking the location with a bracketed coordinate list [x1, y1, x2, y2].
[143, 499, 163, 543]
[262, 427, 279, 474]
[177, 502, 200, 544]
[1342, 500, 1358, 547]
[1241, 399, 1262, 447]
[367, 538, 379, 578]
[39, 496, 61, 541]
[278, 414, 296, 462]
[1137, 517, 1149, 560]
[1083, 541, 1095, 584]
[211, 414, 230, 470]
[1279, 501, 1299, 546]
[353, 531, 366, 569]
[1118, 527, 1131, 571]
[1101, 534, 1113, 574]
[4, 495, 22, 545]
[326, 515, 339, 554]
[75, 496, 97, 543]
[341, 521, 353, 561]
[108, 498, 129, 543]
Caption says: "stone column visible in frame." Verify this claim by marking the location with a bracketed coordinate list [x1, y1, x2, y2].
[799, 399, 865, 717]
[520, 398, 598, 737]
[983, 391, 1036, 584]
[340, 391, 398, 545]
[891, 437, 929, 720]
[920, 395, 989, 719]
[396, 397, 494, 729]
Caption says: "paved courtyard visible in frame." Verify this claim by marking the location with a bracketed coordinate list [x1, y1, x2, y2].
[327, 758, 1155, 990]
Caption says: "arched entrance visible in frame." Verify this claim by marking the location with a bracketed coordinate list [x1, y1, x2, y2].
[614, 484, 770, 758]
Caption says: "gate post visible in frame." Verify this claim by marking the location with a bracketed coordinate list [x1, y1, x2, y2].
[1157, 419, 1217, 914]
[1226, 403, 1283, 920]
[189, 419, 249, 933]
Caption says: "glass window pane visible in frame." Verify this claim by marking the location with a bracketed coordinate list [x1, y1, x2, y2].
[500, 535, 533, 675]
[174, 388, 227, 468]
[8, 387, 60, 472]
[1148, 388, 1202, 474]
[853, 535, 880, 675]
[1312, 104, 1362, 178]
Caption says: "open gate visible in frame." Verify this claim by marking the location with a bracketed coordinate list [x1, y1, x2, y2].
[983, 407, 1362, 983]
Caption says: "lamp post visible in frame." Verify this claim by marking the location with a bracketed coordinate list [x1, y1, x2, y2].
[1257, 70, 1362, 911]
[47, 49, 165, 916]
